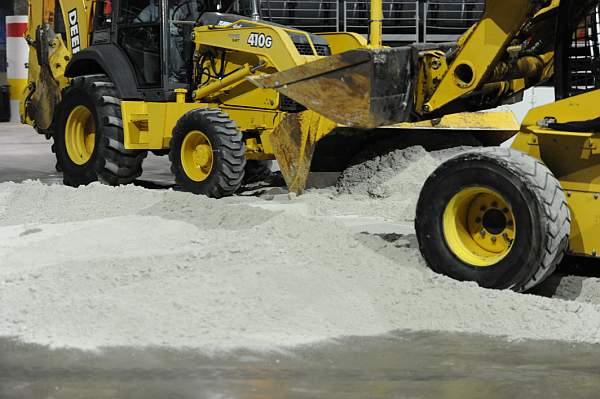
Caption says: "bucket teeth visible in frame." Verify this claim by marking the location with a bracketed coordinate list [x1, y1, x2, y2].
[249, 47, 415, 129]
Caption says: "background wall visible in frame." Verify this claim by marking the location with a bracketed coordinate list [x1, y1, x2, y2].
[13, 0, 28, 15]
[0, 3, 9, 85]
[0, 0, 27, 85]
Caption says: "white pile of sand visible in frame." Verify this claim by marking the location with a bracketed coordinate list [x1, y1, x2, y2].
[294, 146, 455, 223]
[2, 180, 600, 351]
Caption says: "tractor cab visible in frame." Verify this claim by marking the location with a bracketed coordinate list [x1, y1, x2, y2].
[75, 0, 261, 101]
[90, 0, 215, 98]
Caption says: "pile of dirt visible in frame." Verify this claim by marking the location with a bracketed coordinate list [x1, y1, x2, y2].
[2, 181, 600, 351]
[337, 145, 476, 198]
[337, 146, 435, 198]
[294, 146, 470, 223]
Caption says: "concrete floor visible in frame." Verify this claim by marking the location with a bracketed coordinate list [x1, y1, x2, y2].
[2, 332, 600, 399]
[0, 123, 60, 183]
[3, 122, 600, 398]
[0, 122, 176, 186]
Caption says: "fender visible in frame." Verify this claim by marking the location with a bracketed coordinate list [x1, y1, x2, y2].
[65, 44, 140, 99]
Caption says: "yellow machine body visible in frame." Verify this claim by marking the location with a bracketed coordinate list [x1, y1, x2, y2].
[22, 0, 90, 129]
[511, 89, 600, 258]
[252, 0, 559, 128]
[22, 0, 521, 195]
[116, 20, 368, 189]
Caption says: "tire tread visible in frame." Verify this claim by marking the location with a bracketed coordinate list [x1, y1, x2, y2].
[55, 75, 147, 186]
[449, 147, 570, 291]
[169, 108, 245, 198]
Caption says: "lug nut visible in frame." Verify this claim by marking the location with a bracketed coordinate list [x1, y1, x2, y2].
[491, 236, 497, 243]
[475, 217, 482, 224]
[480, 229, 486, 237]
[492, 201, 498, 208]
[480, 205, 487, 211]
[503, 207, 509, 213]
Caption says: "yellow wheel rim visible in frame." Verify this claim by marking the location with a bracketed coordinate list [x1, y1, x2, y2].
[65, 105, 95, 165]
[181, 130, 214, 182]
[443, 187, 516, 267]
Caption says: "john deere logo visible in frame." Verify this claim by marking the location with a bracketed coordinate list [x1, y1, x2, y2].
[68, 9, 81, 53]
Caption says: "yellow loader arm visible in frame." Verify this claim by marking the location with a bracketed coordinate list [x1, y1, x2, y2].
[24, 0, 92, 132]
[252, 0, 563, 129]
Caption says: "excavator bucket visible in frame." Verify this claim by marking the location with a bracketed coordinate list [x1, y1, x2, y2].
[269, 110, 338, 194]
[249, 47, 415, 129]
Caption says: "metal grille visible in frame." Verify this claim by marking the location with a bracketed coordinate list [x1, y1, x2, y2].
[292, 42, 332, 56]
[315, 43, 332, 55]
[424, 0, 483, 42]
[565, 7, 600, 96]
[260, 1, 340, 32]
[344, 0, 418, 42]
[294, 42, 315, 55]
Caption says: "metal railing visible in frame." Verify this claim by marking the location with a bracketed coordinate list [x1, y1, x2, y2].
[259, 1, 340, 32]
[344, 0, 418, 42]
[423, 0, 483, 42]
[252, 0, 485, 43]
[565, 7, 600, 95]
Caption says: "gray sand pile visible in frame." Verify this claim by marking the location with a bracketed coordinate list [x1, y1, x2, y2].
[294, 146, 468, 223]
[533, 275, 600, 305]
[2, 180, 600, 351]
[337, 146, 434, 198]
[337, 145, 474, 198]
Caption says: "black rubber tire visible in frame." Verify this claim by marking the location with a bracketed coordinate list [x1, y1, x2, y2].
[54, 76, 104, 186]
[243, 160, 273, 184]
[54, 75, 147, 187]
[169, 108, 246, 198]
[415, 147, 571, 292]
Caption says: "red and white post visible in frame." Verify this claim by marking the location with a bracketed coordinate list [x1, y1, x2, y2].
[6, 15, 28, 123]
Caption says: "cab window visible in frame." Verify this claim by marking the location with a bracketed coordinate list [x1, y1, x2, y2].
[117, 0, 162, 87]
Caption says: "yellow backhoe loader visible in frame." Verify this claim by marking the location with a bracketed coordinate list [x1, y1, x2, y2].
[23, 0, 514, 197]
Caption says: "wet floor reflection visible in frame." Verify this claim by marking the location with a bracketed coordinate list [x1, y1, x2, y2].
[2, 331, 600, 399]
